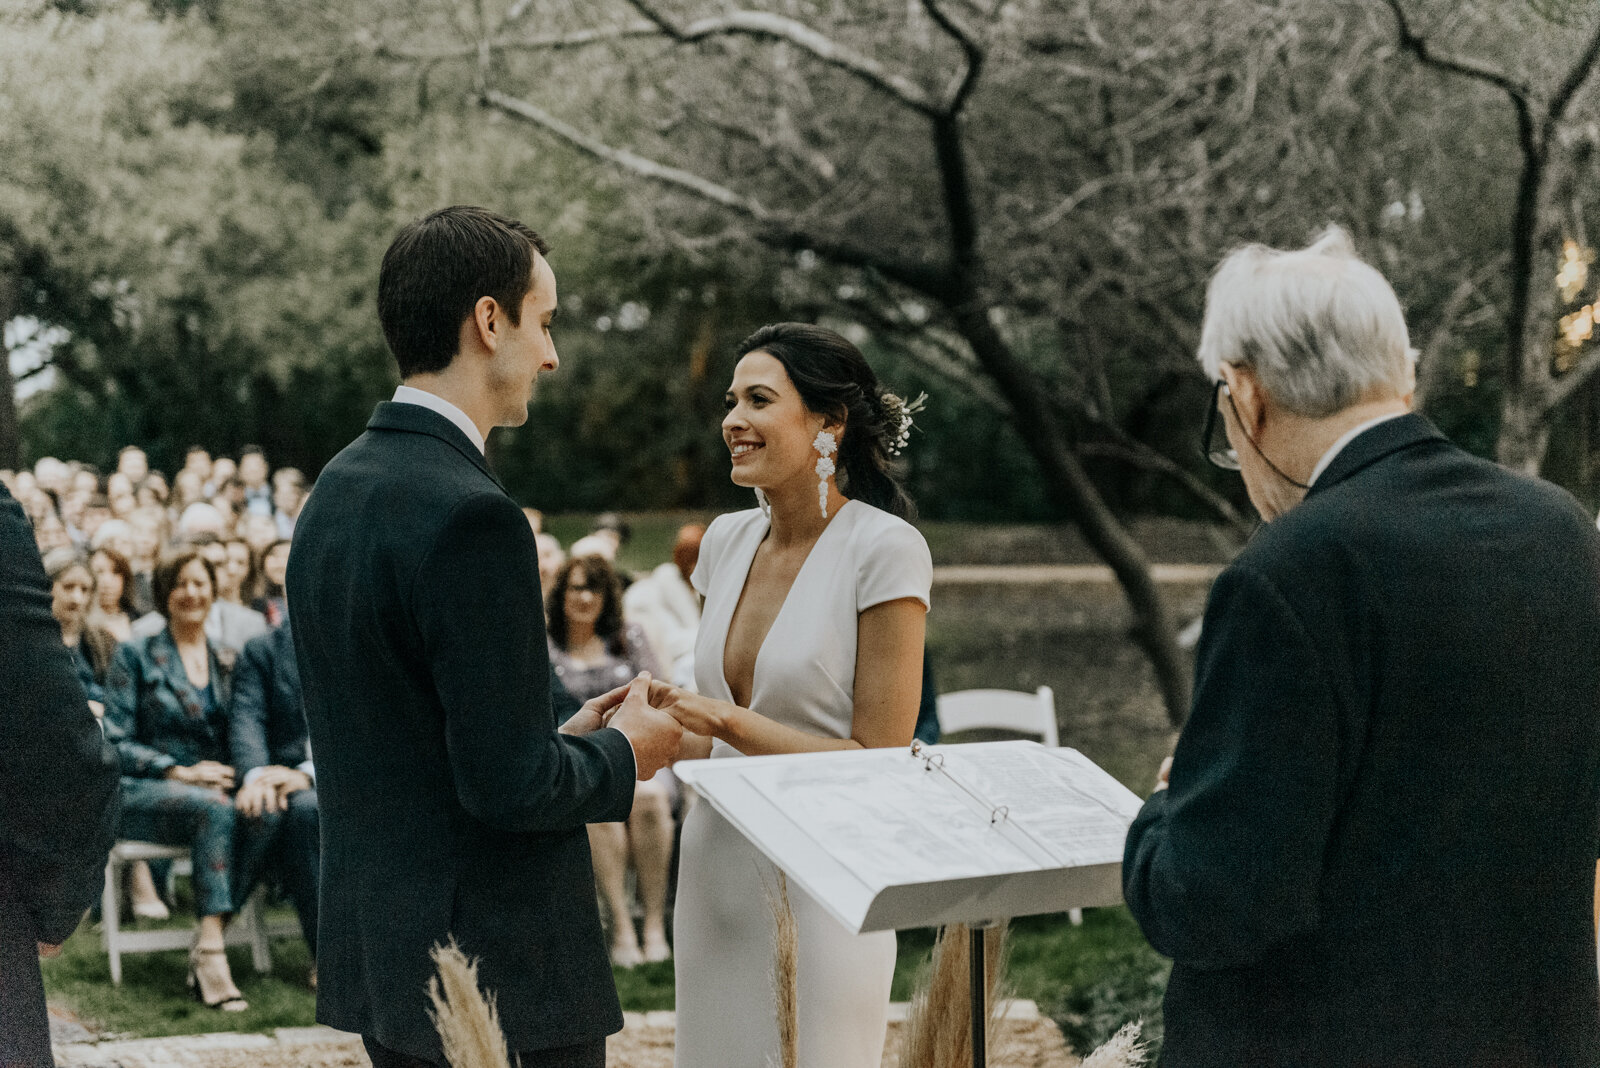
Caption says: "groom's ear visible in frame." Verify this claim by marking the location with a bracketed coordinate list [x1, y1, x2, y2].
[465, 295, 502, 355]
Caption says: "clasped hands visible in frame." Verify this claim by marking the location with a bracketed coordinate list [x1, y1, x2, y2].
[560, 672, 728, 780]
[163, 760, 310, 816]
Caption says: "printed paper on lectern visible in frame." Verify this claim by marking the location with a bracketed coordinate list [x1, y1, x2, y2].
[675, 741, 1143, 934]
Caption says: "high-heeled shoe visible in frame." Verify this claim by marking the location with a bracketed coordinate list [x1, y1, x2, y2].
[187, 946, 249, 1012]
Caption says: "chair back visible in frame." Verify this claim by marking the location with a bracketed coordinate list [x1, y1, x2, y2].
[935, 686, 1058, 747]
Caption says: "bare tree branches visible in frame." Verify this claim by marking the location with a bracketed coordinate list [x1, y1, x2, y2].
[622, 1, 945, 116]
[919, 0, 984, 113]
[480, 88, 955, 297]
[1379, 0, 1532, 105]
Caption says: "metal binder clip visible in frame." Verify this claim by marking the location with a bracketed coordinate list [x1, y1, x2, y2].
[910, 739, 925, 758]
[989, 805, 1009, 825]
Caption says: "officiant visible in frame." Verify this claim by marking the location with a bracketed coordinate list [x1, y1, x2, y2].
[1122, 226, 1600, 1066]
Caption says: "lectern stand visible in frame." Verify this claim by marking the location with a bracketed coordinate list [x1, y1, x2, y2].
[675, 740, 1143, 1068]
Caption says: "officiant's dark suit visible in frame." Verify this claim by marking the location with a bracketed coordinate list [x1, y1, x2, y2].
[288, 209, 656, 1068]
[1124, 413, 1600, 1067]
[0, 484, 120, 1066]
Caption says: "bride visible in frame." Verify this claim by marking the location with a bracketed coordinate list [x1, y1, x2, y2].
[658, 322, 932, 1068]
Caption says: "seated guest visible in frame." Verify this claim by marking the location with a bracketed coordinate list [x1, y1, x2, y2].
[547, 555, 673, 966]
[1122, 227, 1600, 1066]
[622, 523, 704, 688]
[271, 469, 305, 539]
[103, 551, 283, 1011]
[252, 539, 291, 627]
[88, 546, 138, 644]
[42, 548, 116, 718]
[131, 536, 268, 658]
[230, 622, 318, 977]
[238, 447, 273, 518]
[535, 532, 565, 602]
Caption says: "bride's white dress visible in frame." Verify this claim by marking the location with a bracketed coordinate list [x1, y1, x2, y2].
[672, 499, 933, 1068]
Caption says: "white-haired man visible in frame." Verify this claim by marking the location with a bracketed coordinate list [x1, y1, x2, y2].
[1123, 227, 1600, 1066]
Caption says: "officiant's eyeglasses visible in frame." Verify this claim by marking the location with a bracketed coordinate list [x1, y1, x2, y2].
[1201, 380, 1242, 472]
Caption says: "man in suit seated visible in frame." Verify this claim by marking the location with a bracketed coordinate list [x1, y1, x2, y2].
[230, 622, 319, 976]
[1123, 226, 1600, 1066]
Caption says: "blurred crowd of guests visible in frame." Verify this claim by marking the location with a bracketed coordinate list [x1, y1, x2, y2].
[6, 445, 718, 983]
[3, 446, 311, 1012]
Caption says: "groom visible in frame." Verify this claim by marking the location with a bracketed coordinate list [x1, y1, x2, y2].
[289, 206, 682, 1068]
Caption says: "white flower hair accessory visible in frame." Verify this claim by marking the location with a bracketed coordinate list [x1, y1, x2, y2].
[882, 391, 928, 456]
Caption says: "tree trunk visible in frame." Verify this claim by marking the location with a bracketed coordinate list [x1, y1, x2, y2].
[0, 267, 22, 471]
[1495, 387, 1551, 476]
[950, 300, 1193, 728]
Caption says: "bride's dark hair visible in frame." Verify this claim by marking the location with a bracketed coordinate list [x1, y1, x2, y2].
[735, 322, 915, 520]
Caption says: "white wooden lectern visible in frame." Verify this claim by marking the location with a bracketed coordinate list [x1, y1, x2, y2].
[675, 740, 1143, 1068]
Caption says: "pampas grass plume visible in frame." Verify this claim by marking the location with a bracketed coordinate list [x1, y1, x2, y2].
[428, 938, 514, 1068]
[767, 870, 800, 1068]
[900, 923, 1010, 1068]
[1079, 1021, 1148, 1068]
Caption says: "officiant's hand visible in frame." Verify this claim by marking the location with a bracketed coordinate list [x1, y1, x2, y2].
[560, 679, 636, 736]
[607, 672, 683, 780]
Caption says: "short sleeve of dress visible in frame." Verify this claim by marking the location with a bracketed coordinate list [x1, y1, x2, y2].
[690, 515, 725, 597]
[856, 516, 933, 613]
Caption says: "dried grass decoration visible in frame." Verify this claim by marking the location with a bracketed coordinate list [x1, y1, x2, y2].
[767, 870, 800, 1068]
[428, 939, 514, 1068]
[900, 922, 1010, 1068]
[1079, 1022, 1148, 1068]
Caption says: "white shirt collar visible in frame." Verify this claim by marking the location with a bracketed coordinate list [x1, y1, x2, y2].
[1309, 411, 1408, 487]
[391, 385, 486, 455]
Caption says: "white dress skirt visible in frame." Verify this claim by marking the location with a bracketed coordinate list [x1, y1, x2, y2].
[672, 500, 933, 1068]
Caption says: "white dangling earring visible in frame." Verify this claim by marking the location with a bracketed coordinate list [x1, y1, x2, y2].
[754, 488, 771, 517]
[813, 430, 838, 519]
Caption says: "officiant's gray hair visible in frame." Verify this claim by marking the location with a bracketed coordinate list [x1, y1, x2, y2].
[1196, 225, 1415, 418]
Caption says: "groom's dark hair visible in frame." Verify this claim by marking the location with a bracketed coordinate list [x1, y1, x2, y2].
[378, 206, 550, 377]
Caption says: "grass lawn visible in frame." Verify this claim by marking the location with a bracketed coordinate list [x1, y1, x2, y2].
[47, 513, 1213, 1058]
[46, 905, 1167, 1058]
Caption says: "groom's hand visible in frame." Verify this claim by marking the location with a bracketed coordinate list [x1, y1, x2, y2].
[560, 679, 635, 736]
[607, 672, 683, 780]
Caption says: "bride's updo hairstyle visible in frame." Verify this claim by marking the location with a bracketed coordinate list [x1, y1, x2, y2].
[735, 322, 916, 520]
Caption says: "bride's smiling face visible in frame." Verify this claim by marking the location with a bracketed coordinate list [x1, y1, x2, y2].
[723, 351, 832, 492]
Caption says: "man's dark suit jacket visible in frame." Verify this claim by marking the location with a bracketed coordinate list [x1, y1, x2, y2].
[0, 485, 120, 1064]
[288, 402, 636, 1062]
[1124, 415, 1600, 1067]
[230, 624, 308, 778]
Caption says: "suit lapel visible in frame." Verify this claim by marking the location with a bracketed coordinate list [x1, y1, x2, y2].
[149, 629, 210, 723]
[1305, 413, 1447, 499]
[366, 401, 508, 494]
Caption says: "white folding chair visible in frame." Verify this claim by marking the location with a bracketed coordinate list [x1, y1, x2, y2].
[935, 686, 1058, 748]
[935, 686, 1082, 924]
[100, 840, 281, 984]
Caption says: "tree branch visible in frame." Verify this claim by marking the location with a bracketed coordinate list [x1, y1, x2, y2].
[1547, 11, 1600, 128]
[1379, 0, 1533, 105]
[481, 88, 954, 297]
[1545, 341, 1600, 411]
[367, 23, 665, 63]
[920, 0, 985, 115]
[622, 1, 943, 116]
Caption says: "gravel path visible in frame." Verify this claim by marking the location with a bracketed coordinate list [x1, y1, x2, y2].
[55, 1004, 1079, 1068]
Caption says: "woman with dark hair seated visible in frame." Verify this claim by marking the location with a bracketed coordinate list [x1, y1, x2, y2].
[88, 545, 138, 643]
[103, 550, 283, 1011]
[42, 548, 117, 719]
[251, 539, 291, 628]
[547, 554, 675, 967]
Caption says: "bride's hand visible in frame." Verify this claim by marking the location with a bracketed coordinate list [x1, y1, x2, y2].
[560, 679, 635, 736]
[654, 684, 732, 739]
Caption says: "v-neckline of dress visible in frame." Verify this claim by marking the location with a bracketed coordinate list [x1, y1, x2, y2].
[719, 499, 857, 708]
